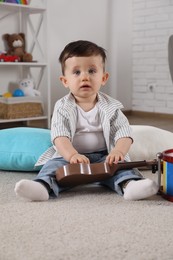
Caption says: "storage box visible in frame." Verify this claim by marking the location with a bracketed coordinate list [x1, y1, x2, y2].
[0, 96, 44, 119]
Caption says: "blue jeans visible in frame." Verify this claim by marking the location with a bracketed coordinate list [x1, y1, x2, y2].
[34, 150, 143, 198]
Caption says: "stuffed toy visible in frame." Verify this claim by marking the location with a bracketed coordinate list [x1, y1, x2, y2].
[19, 78, 40, 97]
[3, 33, 33, 62]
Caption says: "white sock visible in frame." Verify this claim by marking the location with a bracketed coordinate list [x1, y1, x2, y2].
[14, 179, 49, 201]
[123, 179, 158, 200]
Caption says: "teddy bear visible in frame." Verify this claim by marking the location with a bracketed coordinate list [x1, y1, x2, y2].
[3, 33, 33, 62]
[19, 78, 40, 97]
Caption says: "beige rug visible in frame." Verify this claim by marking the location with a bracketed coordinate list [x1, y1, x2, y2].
[0, 170, 173, 260]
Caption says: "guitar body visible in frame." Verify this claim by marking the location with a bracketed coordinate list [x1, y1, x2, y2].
[56, 160, 158, 187]
[56, 162, 116, 187]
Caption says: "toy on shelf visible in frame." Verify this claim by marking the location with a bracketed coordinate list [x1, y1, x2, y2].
[1, 78, 40, 98]
[3, 92, 12, 98]
[3, 89, 24, 97]
[3, 33, 32, 62]
[19, 78, 40, 97]
[13, 89, 24, 97]
[0, 53, 20, 62]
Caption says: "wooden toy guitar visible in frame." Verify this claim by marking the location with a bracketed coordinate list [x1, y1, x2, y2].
[56, 160, 158, 187]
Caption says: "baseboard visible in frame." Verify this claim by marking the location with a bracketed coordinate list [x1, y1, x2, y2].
[123, 110, 173, 119]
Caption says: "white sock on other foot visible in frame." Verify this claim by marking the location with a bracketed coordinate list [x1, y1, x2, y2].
[14, 179, 49, 201]
[123, 179, 158, 201]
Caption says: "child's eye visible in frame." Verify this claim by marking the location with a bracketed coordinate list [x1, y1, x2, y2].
[89, 68, 96, 74]
[73, 70, 80, 75]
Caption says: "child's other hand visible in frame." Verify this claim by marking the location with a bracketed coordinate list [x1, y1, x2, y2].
[106, 150, 124, 165]
[70, 153, 90, 164]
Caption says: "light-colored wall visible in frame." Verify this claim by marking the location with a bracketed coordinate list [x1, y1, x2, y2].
[108, 0, 132, 110]
[47, 0, 133, 112]
[48, 0, 109, 112]
[132, 0, 173, 114]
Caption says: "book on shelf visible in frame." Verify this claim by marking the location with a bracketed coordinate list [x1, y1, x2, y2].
[2, 0, 28, 4]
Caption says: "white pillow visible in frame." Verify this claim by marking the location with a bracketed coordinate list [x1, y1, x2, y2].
[129, 125, 173, 161]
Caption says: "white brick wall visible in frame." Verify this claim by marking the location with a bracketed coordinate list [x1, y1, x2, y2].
[132, 0, 173, 113]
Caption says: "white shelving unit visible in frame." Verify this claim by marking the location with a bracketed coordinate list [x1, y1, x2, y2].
[0, 0, 50, 128]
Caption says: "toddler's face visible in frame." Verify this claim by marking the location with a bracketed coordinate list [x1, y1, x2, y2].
[60, 55, 109, 101]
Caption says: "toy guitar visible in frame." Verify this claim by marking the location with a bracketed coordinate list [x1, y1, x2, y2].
[56, 160, 158, 187]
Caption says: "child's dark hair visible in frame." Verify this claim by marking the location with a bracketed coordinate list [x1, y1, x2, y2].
[59, 40, 107, 75]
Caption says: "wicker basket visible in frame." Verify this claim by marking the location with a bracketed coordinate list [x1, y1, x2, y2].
[0, 97, 44, 119]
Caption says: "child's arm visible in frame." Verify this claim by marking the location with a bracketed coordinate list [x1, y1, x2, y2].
[106, 137, 132, 165]
[54, 136, 90, 164]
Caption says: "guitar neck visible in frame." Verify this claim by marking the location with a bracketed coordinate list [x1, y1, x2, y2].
[110, 160, 158, 174]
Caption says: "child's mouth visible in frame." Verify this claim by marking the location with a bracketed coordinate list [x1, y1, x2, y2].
[80, 85, 91, 89]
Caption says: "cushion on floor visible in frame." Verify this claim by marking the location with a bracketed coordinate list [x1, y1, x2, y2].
[129, 125, 173, 161]
[0, 127, 51, 171]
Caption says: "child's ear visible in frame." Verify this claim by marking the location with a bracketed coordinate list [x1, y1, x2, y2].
[102, 72, 109, 86]
[59, 76, 68, 88]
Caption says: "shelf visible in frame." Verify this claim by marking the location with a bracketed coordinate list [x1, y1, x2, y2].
[0, 3, 46, 13]
[0, 115, 48, 123]
[0, 0, 50, 128]
[0, 62, 47, 67]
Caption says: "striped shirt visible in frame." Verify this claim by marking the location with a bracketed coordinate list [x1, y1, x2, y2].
[35, 92, 132, 166]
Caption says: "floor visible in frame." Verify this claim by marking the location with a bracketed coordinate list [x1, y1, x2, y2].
[126, 113, 173, 132]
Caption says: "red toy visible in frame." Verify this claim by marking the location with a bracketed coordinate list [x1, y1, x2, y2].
[0, 53, 20, 62]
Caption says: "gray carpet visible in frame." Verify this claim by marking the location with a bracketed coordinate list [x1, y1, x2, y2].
[1, 170, 173, 260]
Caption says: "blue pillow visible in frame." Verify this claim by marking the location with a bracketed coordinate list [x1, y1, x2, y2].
[0, 127, 51, 171]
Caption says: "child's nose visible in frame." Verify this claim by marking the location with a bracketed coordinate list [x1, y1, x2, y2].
[82, 72, 89, 81]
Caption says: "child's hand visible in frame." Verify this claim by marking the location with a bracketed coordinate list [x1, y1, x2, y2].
[106, 150, 124, 165]
[70, 153, 90, 164]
